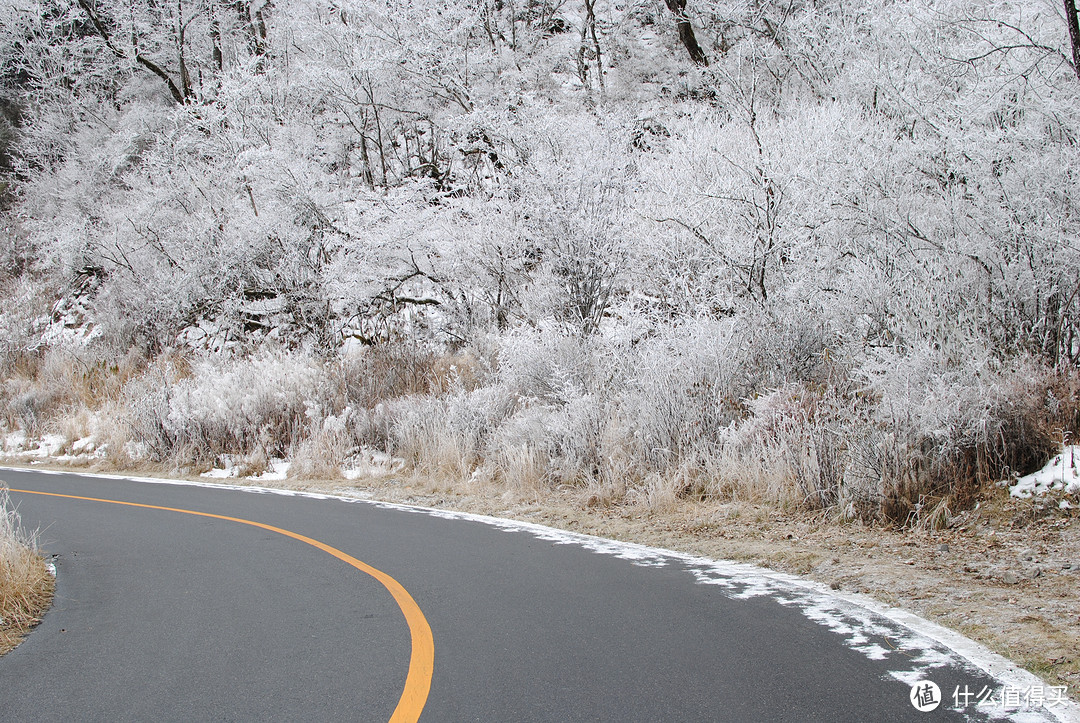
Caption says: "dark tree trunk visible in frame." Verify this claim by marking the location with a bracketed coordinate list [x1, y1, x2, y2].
[76, 0, 189, 103]
[209, 1, 224, 74]
[1066, 0, 1080, 80]
[236, 0, 269, 70]
[663, 0, 709, 66]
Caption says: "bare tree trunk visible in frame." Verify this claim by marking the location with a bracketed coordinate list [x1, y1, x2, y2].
[236, 0, 269, 70]
[176, 0, 193, 99]
[663, 0, 709, 66]
[358, 109, 375, 189]
[365, 81, 389, 188]
[1044, 290, 1062, 366]
[209, 0, 224, 74]
[508, 0, 517, 50]
[576, 17, 589, 86]
[1066, 0, 1080, 80]
[586, 0, 604, 91]
[253, 6, 269, 57]
[76, 0, 188, 103]
[481, 1, 500, 50]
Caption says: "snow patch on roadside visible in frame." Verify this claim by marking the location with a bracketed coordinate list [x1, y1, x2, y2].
[343, 449, 404, 480]
[251, 460, 291, 481]
[3, 431, 27, 452]
[1, 433, 66, 459]
[71, 437, 96, 454]
[0, 432, 108, 464]
[1011, 447, 1080, 499]
[200, 466, 240, 479]
[195, 449, 402, 482]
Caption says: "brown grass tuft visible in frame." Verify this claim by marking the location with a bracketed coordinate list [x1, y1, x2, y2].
[0, 486, 54, 656]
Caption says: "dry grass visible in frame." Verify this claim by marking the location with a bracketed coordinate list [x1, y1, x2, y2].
[6, 340, 1077, 530]
[290, 426, 350, 480]
[0, 486, 54, 656]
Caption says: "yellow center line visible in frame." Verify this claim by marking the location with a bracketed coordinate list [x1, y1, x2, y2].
[9, 487, 434, 723]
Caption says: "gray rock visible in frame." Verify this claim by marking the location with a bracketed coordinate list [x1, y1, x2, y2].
[937, 543, 950, 553]
[1002, 571, 1019, 585]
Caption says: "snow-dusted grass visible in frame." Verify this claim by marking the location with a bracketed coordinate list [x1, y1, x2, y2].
[0, 334, 1076, 525]
[387, 387, 512, 479]
[124, 352, 329, 465]
[0, 486, 53, 655]
[364, 333, 1079, 522]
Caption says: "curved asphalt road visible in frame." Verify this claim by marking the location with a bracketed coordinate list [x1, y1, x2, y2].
[0, 468, 1069, 722]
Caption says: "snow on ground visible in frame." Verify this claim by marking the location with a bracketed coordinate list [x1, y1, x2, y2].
[0, 429, 403, 483]
[251, 460, 291, 481]
[1, 431, 112, 464]
[196, 450, 403, 481]
[200, 466, 241, 479]
[343, 449, 404, 479]
[3, 431, 27, 452]
[1, 433, 67, 459]
[71, 437, 96, 454]
[1011, 447, 1080, 499]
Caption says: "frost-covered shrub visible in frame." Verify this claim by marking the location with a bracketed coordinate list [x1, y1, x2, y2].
[485, 393, 606, 489]
[290, 410, 357, 480]
[0, 340, 148, 442]
[603, 315, 837, 474]
[336, 343, 485, 410]
[839, 351, 1080, 521]
[122, 357, 187, 461]
[496, 328, 622, 403]
[0, 278, 49, 379]
[338, 344, 441, 409]
[453, 317, 843, 498]
[480, 329, 626, 490]
[124, 352, 329, 464]
[387, 386, 516, 478]
[616, 323, 745, 471]
[2, 384, 64, 437]
[0, 347, 110, 436]
[743, 384, 850, 509]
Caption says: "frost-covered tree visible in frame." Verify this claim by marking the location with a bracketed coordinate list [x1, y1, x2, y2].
[1, 0, 1079, 517]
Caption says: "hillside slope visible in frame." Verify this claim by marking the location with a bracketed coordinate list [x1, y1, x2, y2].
[0, 0, 1078, 522]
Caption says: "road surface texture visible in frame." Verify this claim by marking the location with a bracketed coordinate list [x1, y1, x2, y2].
[1, 467, 1074, 722]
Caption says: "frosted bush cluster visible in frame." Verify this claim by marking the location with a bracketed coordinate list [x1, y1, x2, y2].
[374, 324, 1077, 519]
[124, 353, 329, 463]
[1, 0, 1079, 519]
